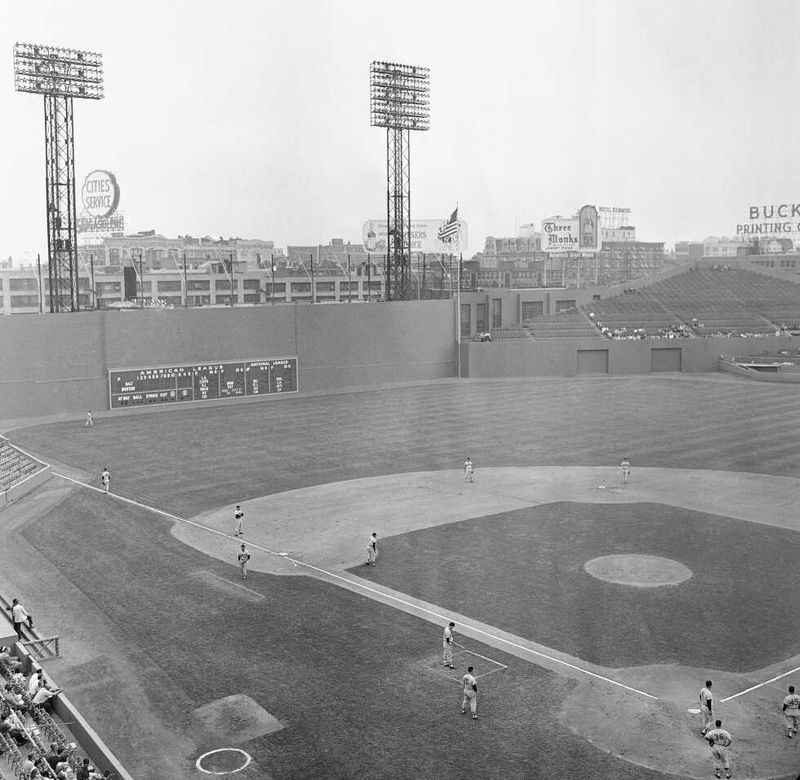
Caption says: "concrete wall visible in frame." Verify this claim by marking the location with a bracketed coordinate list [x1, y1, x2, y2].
[0, 302, 457, 421]
[465, 335, 800, 378]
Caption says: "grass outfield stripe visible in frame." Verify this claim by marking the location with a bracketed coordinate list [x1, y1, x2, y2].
[52, 470, 659, 702]
[720, 665, 800, 702]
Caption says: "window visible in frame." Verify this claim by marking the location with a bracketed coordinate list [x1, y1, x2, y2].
[270, 283, 286, 294]
[243, 278, 260, 290]
[291, 282, 311, 293]
[188, 280, 210, 291]
[98, 282, 121, 294]
[215, 279, 238, 290]
[315, 282, 335, 293]
[460, 303, 471, 337]
[157, 280, 182, 293]
[10, 295, 39, 308]
[476, 303, 487, 332]
[491, 298, 502, 329]
[10, 278, 37, 292]
[521, 301, 543, 321]
[555, 299, 576, 313]
[243, 293, 260, 303]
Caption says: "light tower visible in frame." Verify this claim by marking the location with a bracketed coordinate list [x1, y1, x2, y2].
[370, 61, 430, 301]
[14, 43, 104, 313]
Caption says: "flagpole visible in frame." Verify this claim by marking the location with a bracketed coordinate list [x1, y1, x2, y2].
[457, 250, 462, 379]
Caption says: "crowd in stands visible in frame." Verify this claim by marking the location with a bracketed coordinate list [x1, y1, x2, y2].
[0, 644, 111, 779]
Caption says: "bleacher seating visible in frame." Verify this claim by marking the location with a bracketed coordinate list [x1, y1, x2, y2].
[0, 439, 45, 493]
[487, 327, 533, 341]
[586, 269, 800, 337]
[525, 312, 603, 339]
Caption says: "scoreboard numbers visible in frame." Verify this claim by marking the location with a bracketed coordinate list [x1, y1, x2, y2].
[109, 357, 298, 409]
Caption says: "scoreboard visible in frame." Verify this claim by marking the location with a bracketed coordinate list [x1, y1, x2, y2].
[109, 357, 298, 409]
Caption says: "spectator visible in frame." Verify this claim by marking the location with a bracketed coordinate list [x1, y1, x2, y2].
[76, 758, 92, 780]
[45, 742, 62, 771]
[31, 682, 61, 709]
[0, 646, 22, 672]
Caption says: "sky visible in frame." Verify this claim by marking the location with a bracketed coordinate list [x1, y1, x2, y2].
[1, 0, 798, 262]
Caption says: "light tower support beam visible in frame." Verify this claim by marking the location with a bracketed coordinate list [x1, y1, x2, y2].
[370, 61, 429, 302]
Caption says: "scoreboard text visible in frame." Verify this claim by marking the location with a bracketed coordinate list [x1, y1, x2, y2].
[109, 357, 298, 409]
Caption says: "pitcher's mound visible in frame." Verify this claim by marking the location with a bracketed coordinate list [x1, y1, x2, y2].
[584, 554, 692, 587]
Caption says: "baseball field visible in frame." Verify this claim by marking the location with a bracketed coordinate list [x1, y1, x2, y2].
[3, 372, 800, 779]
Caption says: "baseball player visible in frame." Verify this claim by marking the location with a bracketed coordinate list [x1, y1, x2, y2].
[619, 457, 631, 486]
[700, 680, 714, 735]
[366, 532, 378, 565]
[463, 457, 474, 483]
[84, 410, 94, 428]
[783, 685, 800, 737]
[237, 544, 251, 580]
[443, 622, 456, 668]
[461, 665, 478, 720]
[705, 719, 732, 779]
[234, 505, 244, 537]
[100, 467, 111, 494]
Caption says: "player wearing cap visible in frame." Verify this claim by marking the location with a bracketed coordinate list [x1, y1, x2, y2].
[366, 532, 378, 565]
[234, 505, 244, 537]
[783, 685, 800, 737]
[100, 467, 110, 493]
[700, 680, 714, 735]
[442, 622, 456, 668]
[705, 719, 732, 779]
[619, 457, 631, 486]
[461, 666, 478, 719]
[237, 544, 251, 580]
[463, 457, 474, 483]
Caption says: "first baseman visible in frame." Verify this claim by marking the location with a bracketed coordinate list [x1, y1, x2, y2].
[783, 685, 800, 738]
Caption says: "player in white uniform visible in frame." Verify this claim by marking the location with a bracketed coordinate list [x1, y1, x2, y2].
[366, 532, 378, 565]
[84, 411, 94, 428]
[238, 544, 251, 579]
[100, 468, 111, 493]
[705, 719, 732, 779]
[783, 685, 800, 737]
[461, 666, 478, 719]
[619, 457, 631, 486]
[442, 622, 456, 668]
[700, 680, 714, 735]
[463, 458, 474, 483]
[234, 505, 244, 536]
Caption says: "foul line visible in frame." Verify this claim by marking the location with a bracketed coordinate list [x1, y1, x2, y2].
[455, 642, 508, 670]
[53, 471, 658, 701]
[197, 570, 265, 600]
[721, 665, 800, 703]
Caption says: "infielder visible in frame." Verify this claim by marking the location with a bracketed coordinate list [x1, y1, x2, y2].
[619, 457, 631, 486]
[705, 719, 732, 779]
[783, 685, 800, 738]
[100, 467, 111, 494]
[366, 532, 378, 565]
[463, 457, 474, 483]
[234, 505, 244, 537]
[461, 666, 478, 720]
[238, 544, 251, 580]
[700, 680, 714, 735]
[443, 622, 456, 668]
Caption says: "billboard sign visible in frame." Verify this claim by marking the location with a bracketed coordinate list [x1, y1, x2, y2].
[81, 169, 120, 218]
[362, 219, 468, 254]
[737, 204, 800, 245]
[542, 206, 600, 253]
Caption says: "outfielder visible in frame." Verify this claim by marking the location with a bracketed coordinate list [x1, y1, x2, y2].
[366, 532, 378, 565]
[234, 505, 244, 537]
[783, 685, 800, 738]
[443, 622, 456, 668]
[100, 467, 111, 494]
[463, 458, 474, 483]
[705, 719, 732, 779]
[700, 680, 714, 735]
[461, 666, 478, 720]
[619, 457, 631, 486]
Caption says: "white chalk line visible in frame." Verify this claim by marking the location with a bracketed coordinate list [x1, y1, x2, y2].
[455, 642, 508, 670]
[721, 665, 800, 703]
[53, 471, 658, 701]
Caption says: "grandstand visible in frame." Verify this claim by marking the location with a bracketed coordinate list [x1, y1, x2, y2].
[587, 268, 800, 337]
[524, 311, 603, 340]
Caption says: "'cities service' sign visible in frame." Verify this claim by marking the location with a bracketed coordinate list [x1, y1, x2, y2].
[81, 169, 120, 218]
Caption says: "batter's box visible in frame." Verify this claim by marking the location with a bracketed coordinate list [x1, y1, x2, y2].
[426, 644, 508, 683]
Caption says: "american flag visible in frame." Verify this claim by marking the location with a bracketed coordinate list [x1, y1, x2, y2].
[437, 207, 460, 243]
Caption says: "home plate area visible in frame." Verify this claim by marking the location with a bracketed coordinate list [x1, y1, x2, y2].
[425, 644, 508, 683]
